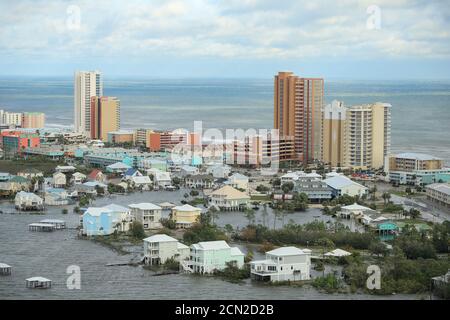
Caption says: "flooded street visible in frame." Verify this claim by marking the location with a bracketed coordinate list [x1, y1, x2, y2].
[0, 190, 424, 299]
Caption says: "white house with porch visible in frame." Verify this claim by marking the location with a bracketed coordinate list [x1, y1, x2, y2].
[188, 240, 245, 274]
[250, 247, 311, 282]
[129, 202, 162, 229]
[52, 172, 66, 188]
[143, 234, 190, 266]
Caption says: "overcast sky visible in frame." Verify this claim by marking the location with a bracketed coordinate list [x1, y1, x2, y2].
[1, 0, 450, 79]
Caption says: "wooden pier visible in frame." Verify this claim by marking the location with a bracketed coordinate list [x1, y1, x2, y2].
[26, 277, 52, 289]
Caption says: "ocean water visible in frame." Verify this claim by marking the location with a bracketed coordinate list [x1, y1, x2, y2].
[0, 77, 449, 163]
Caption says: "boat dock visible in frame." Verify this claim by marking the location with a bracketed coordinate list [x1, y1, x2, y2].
[0, 263, 12, 275]
[28, 223, 55, 232]
[40, 219, 66, 229]
[26, 277, 52, 289]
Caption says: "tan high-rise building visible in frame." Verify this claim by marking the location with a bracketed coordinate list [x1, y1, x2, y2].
[90, 96, 120, 142]
[21, 112, 45, 128]
[321, 101, 392, 169]
[274, 71, 323, 164]
[74, 70, 103, 136]
[322, 100, 347, 167]
[345, 102, 391, 169]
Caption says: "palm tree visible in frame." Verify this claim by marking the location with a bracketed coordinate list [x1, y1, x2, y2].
[261, 203, 268, 227]
[244, 208, 256, 226]
[208, 206, 219, 225]
[382, 192, 391, 205]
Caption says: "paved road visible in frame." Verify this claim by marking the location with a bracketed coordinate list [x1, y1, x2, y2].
[390, 194, 449, 223]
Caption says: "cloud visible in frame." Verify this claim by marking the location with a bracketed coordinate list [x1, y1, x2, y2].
[0, 0, 449, 62]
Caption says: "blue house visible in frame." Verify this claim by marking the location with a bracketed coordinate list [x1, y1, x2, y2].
[82, 207, 121, 236]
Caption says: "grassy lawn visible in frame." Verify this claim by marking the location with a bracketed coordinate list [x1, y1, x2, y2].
[250, 194, 270, 201]
[0, 159, 60, 175]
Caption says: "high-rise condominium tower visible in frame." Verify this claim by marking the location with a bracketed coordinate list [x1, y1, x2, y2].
[345, 102, 391, 169]
[74, 71, 103, 136]
[322, 100, 347, 167]
[90, 96, 120, 142]
[22, 112, 45, 128]
[321, 101, 391, 169]
[274, 71, 324, 163]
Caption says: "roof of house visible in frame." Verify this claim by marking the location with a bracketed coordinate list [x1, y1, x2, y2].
[88, 169, 102, 179]
[395, 153, 441, 161]
[229, 173, 249, 181]
[128, 202, 162, 210]
[324, 248, 352, 257]
[107, 162, 132, 170]
[144, 234, 178, 243]
[324, 176, 367, 190]
[266, 246, 310, 256]
[103, 203, 130, 213]
[9, 176, 29, 183]
[177, 242, 189, 250]
[131, 176, 152, 184]
[341, 203, 371, 211]
[15, 191, 42, 200]
[230, 247, 245, 256]
[192, 240, 230, 250]
[83, 181, 107, 188]
[72, 172, 86, 178]
[56, 165, 76, 170]
[26, 277, 51, 282]
[158, 201, 176, 208]
[124, 168, 140, 176]
[84, 207, 113, 217]
[0, 263, 11, 268]
[210, 185, 250, 200]
[173, 204, 202, 212]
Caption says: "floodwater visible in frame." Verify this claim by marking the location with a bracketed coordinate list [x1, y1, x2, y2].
[0, 190, 425, 300]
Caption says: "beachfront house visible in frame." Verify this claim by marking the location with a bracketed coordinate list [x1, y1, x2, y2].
[15, 191, 44, 211]
[82, 207, 122, 236]
[87, 169, 107, 183]
[338, 203, 373, 219]
[71, 172, 86, 185]
[44, 188, 71, 206]
[103, 203, 133, 232]
[180, 165, 199, 177]
[206, 164, 231, 179]
[293, 177, 333, 203]
[209, 185, 250, 211]
[148, 169, 172, 189]
[124, 168, 142, 180]
[250, 247, 311, 282]
[170, 204, 202, 228]
[185, 174, 215, 189]
[129, 203, 162, 229]
[323, 176, 368, 198]
[130, 175, 152, 190]
[227, 173, 249, 191]
[52, 172, 66, 188]
[188, 240, 245, 274]
[143, 234, 190, 266]
[0, 176, 30, 194]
